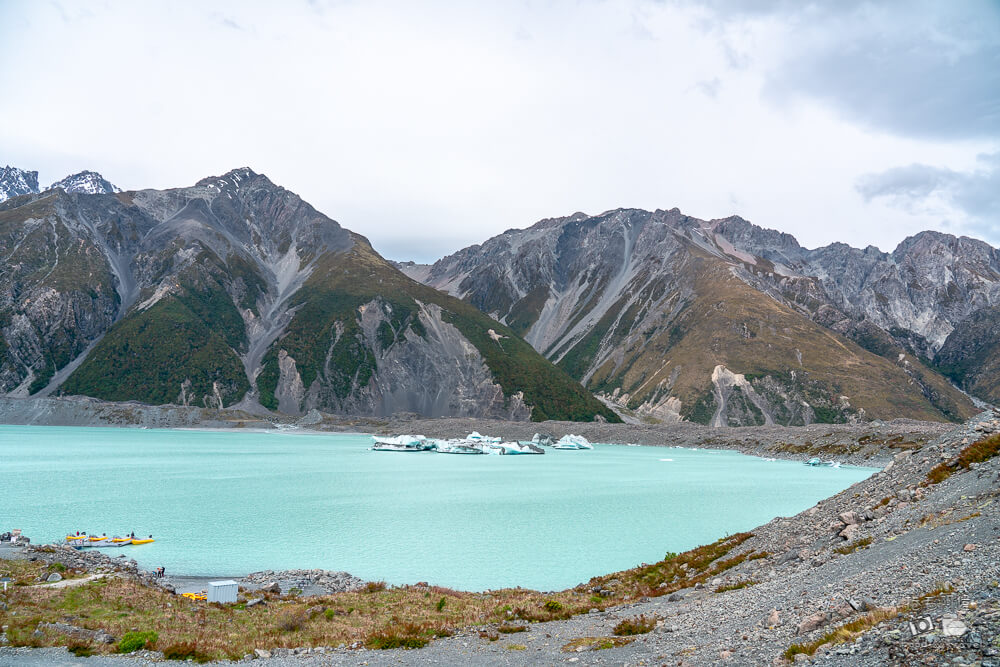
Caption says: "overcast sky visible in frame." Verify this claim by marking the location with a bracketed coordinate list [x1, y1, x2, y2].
[1, 1, 997, 262]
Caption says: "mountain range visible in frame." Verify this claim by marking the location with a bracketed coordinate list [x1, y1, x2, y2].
[3, 165, 996, 426]
[402, 208, 1000, 426]
[0, 167, 615, 422]
[0, 166, 120, 202]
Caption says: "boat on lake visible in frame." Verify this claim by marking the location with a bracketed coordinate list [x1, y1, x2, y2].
[103, 538, 133, 547]
[65, 534, 154, 548]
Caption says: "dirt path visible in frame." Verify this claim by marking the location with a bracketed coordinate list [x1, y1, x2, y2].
[37, 573, 105, 589]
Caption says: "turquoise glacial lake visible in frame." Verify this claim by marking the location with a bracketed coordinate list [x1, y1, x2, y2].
[0, 425, 875, 591]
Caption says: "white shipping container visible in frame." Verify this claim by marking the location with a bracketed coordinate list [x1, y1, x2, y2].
[207, 580, 238, 603]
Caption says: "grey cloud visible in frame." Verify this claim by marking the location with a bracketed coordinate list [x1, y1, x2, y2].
[695, 77, 721, 98]
[857, 153, 1000, 240]
[684, 0, 1000, 141]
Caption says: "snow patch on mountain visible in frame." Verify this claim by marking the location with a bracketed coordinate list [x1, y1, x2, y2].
[48, 171, 122, 195]
[0, 166, 40, 202]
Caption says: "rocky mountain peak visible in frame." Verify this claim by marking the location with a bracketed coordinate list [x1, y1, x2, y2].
[48, 170, 122, 195]
[892, 230, 999, 266]
[0, 166, 40, 203]
[709, 215, 803, 263]
[196, 167, 268, 192]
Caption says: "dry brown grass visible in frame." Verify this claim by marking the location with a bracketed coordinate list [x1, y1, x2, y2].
[784, 606, 900, 660]
[714, 579, 758, 593]
[2, 532, 761, 659]
[833, 537, 873, 555]
[612, 614, 658, 635]
[920, 509, 980, 529]
[926, 432, 1000, 485]
[562, 636, 634, 652]
[914, 582, 954, 604]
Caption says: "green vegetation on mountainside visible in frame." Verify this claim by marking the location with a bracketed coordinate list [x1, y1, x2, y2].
[257, 238, 618, 422]
[62, 287, 249, 407]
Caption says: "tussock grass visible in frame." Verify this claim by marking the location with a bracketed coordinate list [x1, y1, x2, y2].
[920, 509, 980, 529]
[714, 579, 758, 593]
[365, 621, 449, 650]
[784, 606, 900, 660]
[833, 537, 873, 555]
[915, 582, 954, 604]
[497, 622, 528, 634]
[612, 614, 658, 636]
[562, 636, 634, 652]
[161, 641, 211, 662]
[609, 533, 755, 599]
[927, 432, 1000, 485]
[784, 583, 954, 660]
[66, 640, 95, 657]
[0, 559, 46, 586]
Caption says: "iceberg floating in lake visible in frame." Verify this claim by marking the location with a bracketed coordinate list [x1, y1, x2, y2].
[430, 439, 485, 455]
[552, 434, 593, 450]
[466, 431, 501, 443]
[371, 435, 430, 452]
[500, 441, 545, 455]
[371, 433, 545, 455]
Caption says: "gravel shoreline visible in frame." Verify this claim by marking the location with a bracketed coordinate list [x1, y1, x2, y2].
[2, 406, 998, 665]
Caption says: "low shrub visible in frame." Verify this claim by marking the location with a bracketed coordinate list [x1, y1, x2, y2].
[927, 433, 1000, 485]
[436, 597, 447, 612]
[612, 614, 658, 635]
[562, 636, 633, 652]
[118, 630, 158, 653]
[497, 622, 528, 634]
[543, 600, 563, 612]
[784, 607, 899, 659]
[916, 582, 954, 604]
[66, 640, 94, 657]
[162, 641, 210, 662]
[833, 537, 873, 555]
[366, 634, 429, 650]
[926, 463, 953, 484]
[275, 607, 308, 632]
[714, 580, 758, 593]
[365, 620, 451, 649]
[363, 581, 387, 593]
